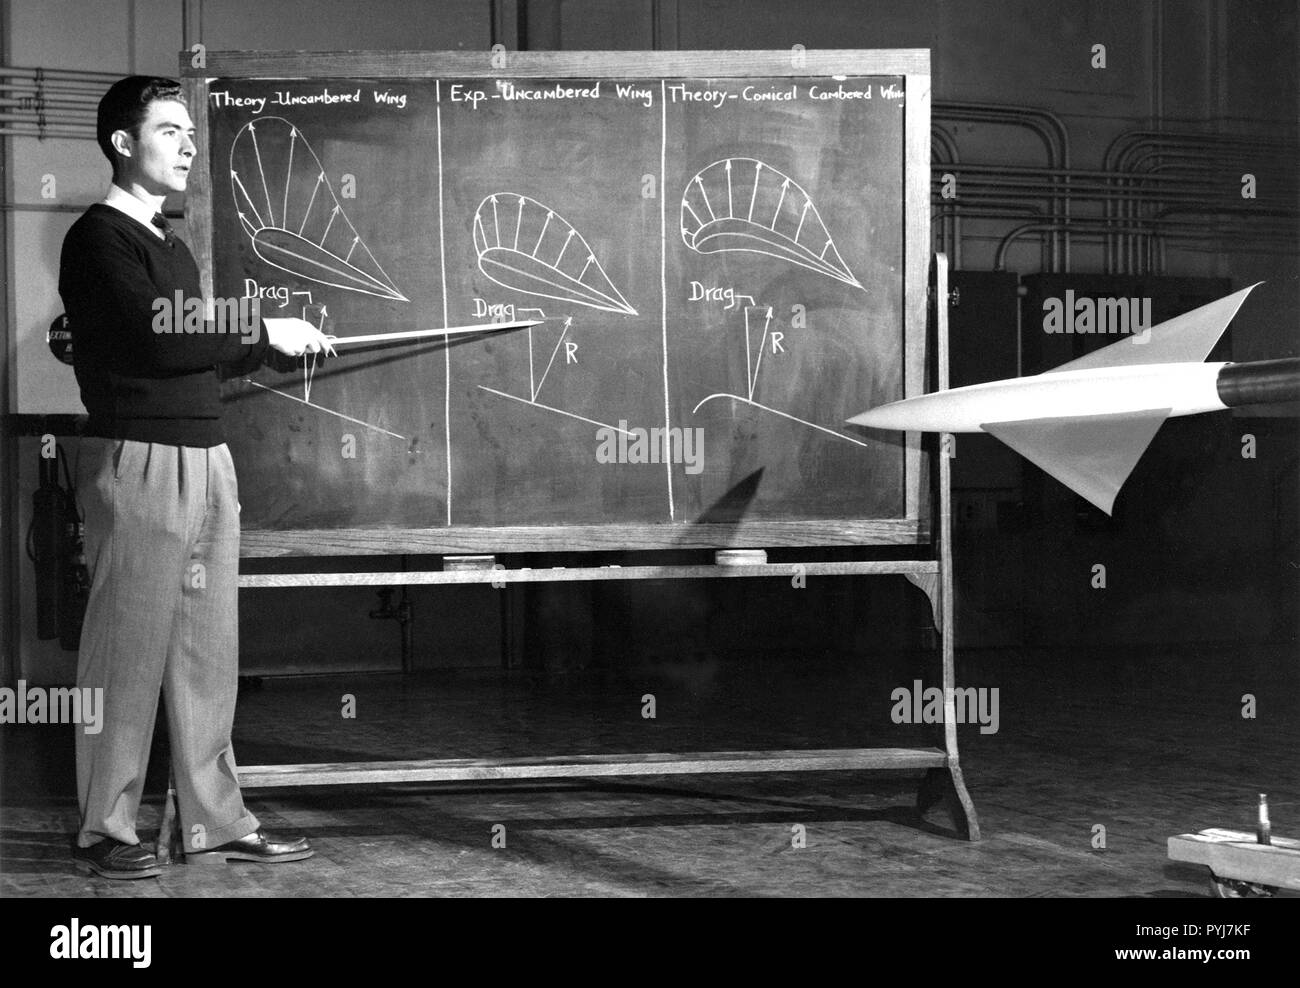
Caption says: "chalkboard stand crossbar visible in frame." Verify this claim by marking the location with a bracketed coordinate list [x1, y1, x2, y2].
[237, 558, 939, 587]
[235, 748, 951, 786]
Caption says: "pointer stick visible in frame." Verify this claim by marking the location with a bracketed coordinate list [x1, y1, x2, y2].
[325, 320, 542, 349]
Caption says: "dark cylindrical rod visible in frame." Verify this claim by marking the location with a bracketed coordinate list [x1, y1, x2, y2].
[1216, 358, 1300, 407]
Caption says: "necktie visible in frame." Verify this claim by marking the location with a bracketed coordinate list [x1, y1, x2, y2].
[151, 212, 175, 245]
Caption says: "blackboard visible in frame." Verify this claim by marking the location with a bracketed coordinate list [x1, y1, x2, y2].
[182, 51, 931, 555]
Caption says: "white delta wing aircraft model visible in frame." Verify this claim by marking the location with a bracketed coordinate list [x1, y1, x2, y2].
[849, 284, 1300, 514]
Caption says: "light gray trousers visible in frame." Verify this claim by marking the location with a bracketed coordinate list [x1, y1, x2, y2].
[75, 438, 258, 851]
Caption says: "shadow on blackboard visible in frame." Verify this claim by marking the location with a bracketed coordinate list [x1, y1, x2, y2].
[688, 467, 764, 527]
[223, 337, 485, 400]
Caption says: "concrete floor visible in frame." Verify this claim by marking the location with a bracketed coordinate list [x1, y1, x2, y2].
[2, 643, 1297, 897]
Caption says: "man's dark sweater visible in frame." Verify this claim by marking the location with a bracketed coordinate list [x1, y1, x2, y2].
[60, 203, 278, 447]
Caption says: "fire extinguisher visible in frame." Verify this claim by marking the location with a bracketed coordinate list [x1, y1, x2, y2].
[27, 442, 89, 649]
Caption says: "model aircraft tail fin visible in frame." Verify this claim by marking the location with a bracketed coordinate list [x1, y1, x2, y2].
[982, 408, 1172, 514]
[1044, 283, 1261, 375]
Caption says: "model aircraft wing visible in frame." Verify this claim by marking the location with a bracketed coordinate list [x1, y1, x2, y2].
[1044, 283, 1261, 375]
[982, 408, 1172, 515]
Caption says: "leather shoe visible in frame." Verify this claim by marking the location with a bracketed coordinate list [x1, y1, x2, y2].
[186, 827, 313, 865]
[73, 838, 162, 880]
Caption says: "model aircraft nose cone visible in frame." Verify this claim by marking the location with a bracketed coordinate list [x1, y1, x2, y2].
[847, 398, 923, 431]
[846, 405, 892, 428]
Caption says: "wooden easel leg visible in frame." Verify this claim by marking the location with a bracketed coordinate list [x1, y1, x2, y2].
[904, 571, 981, 841]
[157, 769, 180, 864]
[907, 255, 981, 842]
[918, 764, 981, 841]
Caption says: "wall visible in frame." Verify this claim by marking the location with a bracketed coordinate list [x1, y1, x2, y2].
[4, 0, 1297, 685]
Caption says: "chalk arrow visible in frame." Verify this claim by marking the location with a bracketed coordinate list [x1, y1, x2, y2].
[299, 172, 324, 235]
[555, 228, 575, 267]
[283, 128, 296, 224]
[694, 174, 716, 221]
[534, 210, 553, 257]
[247, 121, 274, 226]
[231, 170, 264, 226]
[771, 178, 789, 230]
[794, 199, 811, 243]
[320, 205, 339, 245]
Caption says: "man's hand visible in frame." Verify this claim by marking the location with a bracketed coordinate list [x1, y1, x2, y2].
[264, 317, 337, 358]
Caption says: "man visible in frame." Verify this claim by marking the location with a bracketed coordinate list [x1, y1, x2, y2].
[60, 76, 330, 879]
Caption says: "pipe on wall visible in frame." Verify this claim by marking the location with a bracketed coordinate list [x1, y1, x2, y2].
[935, 100, 1071, 270]
[1104, 131, 1296, 273]
[0, 65, 118, 139]
[933, 121, 1296, 275]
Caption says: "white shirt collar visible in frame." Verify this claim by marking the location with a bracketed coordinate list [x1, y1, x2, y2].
[102, 184, 167, 239]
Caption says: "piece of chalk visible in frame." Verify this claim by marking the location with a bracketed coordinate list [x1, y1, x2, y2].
[715, 549, 767, 566]
[444, 555, 496, 571]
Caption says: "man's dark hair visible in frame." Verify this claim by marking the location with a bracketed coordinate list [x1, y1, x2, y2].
[96, 76, 186, 178]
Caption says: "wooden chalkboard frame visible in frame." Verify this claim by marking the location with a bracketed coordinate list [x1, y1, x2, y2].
[181, 50, 931, 556]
